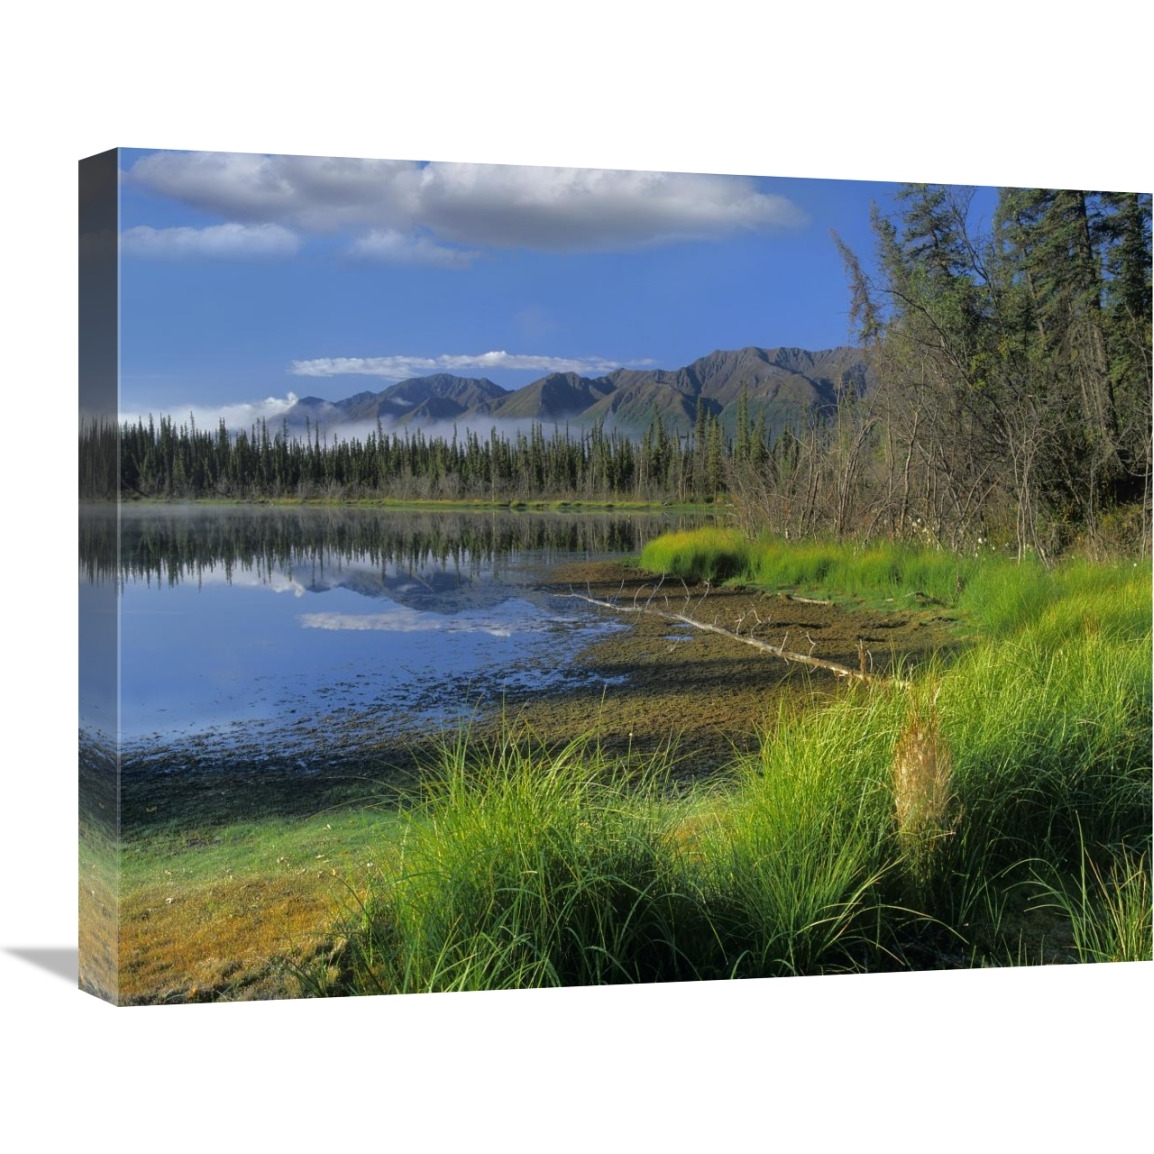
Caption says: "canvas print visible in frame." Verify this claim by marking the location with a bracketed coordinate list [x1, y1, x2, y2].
[79, 149, 1152, 1004]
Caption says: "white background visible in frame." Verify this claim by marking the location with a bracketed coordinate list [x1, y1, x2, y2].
[1, 3, 1149, 1147]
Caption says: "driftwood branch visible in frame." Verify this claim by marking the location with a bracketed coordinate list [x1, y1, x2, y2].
[782, 592, 833, 606]
[567, 592, 907, 687]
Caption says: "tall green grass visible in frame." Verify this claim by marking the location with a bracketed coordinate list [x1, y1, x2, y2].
[640, 530, 984, 604]
[304, 730, 712, 994]
[958, 557, 1151, 642]
[1029, 844, 1152, 964]
[641, 529, 1151, 633]
[637, 527, 756, 584]
[305, 548, 1151, 992]
[690, 691, 902, 976]
[304, 710, 911, 993]
[941, 633, 1151, 863]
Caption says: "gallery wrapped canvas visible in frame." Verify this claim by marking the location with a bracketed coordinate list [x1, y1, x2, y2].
[79, 149, 1152, 1004]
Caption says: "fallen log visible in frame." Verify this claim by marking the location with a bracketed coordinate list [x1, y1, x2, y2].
[781, 592, 833, 606]
[566, 591, 908, 687]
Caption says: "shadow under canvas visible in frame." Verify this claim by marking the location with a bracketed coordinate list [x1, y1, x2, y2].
[6, 947, 79, 985]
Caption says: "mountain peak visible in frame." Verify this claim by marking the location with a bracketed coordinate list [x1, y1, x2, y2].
[279, 346, 871, 436]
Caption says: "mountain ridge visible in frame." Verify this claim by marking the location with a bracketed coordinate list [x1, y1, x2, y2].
[280, 345, 871, 437]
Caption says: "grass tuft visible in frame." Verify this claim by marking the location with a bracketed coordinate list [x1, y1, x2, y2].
[304, 727, 710, 993]
[638, 527, 752, 584]
[1029, 844, 1152, 964]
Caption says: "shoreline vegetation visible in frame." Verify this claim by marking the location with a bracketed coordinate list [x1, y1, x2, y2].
[82, 530, 1152, 1003]
[302, 536, 1149, 996]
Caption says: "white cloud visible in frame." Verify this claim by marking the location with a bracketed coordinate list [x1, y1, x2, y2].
[120, 222, 301, 259]
[347, 228, 480, 268]
[290, 351, 648, 379]
[119, 392, 301, 430]
[126, 152, 808, 253]
[418, 163, 807, 250]
[128, 152, 421, 232]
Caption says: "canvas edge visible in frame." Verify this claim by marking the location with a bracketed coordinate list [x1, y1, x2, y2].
[78, 147, 121, 1004]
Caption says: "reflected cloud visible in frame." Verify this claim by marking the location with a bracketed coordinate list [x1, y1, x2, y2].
[298, 601, 571, 637]
[152, 565, 309, 597]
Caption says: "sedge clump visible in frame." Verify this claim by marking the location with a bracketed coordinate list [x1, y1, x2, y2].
[892, 689, 958, 894]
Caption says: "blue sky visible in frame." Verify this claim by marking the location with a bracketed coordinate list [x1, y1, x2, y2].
[118, 149, 998, 424]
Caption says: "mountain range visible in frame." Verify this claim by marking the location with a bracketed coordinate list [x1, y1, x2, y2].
[283, 346, 872, 438]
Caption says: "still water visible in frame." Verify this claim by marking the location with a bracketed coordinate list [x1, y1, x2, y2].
[80, 506, 707, 757]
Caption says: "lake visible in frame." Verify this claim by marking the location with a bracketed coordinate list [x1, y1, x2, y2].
[79, 505, 711, 768]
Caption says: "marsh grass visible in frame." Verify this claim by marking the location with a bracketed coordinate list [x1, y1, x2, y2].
[641, 531, 984, 606]
[957, 555, 1151, 643]
[1029, 843, 1152, 964]
[318, 693, 914, 991]
[691, 692, 900, 976]
[638, 527, 754, 584]
[303, 728, 713, 994]
[940, 607, 1151, 868]
[642, 529, 1151, 629]
[745, 540, 980, 606]
[643, 527, 1150, 860]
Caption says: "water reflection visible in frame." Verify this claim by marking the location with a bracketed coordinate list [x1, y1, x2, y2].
[79, 505, 712, 753]
[80, 504, 708, 588]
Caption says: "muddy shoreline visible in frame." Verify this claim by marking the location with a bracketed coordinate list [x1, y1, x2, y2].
[513, 559, 962, 778]
[113, 558, 964, 834]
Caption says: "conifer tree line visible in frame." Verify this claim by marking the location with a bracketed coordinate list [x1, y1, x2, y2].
[80, 184, 1150, 557]
[85, 405, 755, 505]
[79, 417, 118, 501]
